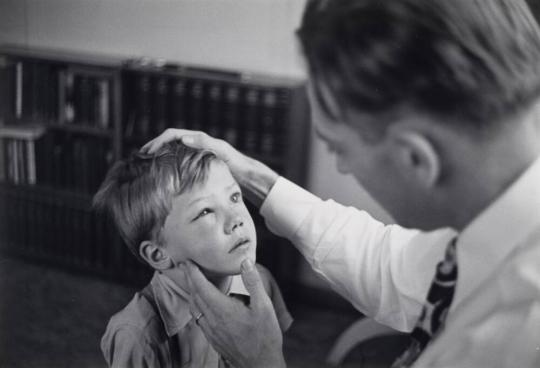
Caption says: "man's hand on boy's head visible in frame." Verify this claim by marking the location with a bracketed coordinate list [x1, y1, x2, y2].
[141, 128, 279, 208]
[183, 260, 286, 368]
[141, 129, 247, 180]
[141, 128, 237, 165]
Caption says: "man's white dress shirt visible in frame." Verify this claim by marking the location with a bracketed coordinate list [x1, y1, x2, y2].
[260, 156, 540, 367]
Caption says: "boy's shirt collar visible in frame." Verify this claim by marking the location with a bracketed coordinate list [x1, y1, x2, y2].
[150, 271, 249, 337]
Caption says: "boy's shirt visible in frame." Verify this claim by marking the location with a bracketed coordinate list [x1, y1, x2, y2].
[101, 266, 293, 368]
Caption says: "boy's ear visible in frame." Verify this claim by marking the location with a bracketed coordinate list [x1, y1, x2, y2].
[139, 240, 174, 270]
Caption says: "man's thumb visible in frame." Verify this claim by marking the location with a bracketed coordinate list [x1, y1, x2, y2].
[241, 259, 266, 305]
[181, 135, 197, 147]
[181, 133, 207, 149]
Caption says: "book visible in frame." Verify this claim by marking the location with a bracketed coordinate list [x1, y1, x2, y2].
[17, 139, 26, 184]
[273, 89, 291, 157]
[242, 87, 260, 153]
[6, 139, 14, 183]
[14, 61, 23, 119]
[0, 125, 46, 185]
[223, 85, 240, 146]
[51, 134, 64, 189]
[0, 56, 15, 123]
[27, 139, 36, 185]
[206, 82, 222, 138]
[135, 74, 151, 137]
[152, 75, 169, 135]
[97, 78, 111, 129]
[188, 79, 205, 131]
[0, 125, 45, 185]
[61, 69, 76, 124]
[74, 75, 92, 125]
[260, 89, 278, 156]
[30, 62, 39, 121]
[0, 138, 5, 182]
[45, 63, 60, 123]
[32, 62, 47, 123]
[170, 77, 187, 129]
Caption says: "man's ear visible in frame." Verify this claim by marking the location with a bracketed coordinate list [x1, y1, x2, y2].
[387, 127, 441, 188]
[139, 240, 174, 270]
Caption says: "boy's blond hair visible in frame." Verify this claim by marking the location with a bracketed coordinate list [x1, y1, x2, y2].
[93, 142, 217, 264]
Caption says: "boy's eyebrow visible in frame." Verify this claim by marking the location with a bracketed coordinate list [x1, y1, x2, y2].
[226, 181, 239, 190]
[188, 195, 211, 207]
[187, 181, 239, 207]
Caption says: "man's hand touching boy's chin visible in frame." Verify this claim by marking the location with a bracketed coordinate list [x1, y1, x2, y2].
[182, 260, 286, 368]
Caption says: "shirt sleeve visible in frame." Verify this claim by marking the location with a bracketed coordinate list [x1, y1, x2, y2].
[260, 177, 457, 332]
[101, 325, 159, 368]
[256, 264, 293, 332]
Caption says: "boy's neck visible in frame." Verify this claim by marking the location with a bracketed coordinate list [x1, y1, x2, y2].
[205, 273, 233, 293]
[162, 267, 233, 295]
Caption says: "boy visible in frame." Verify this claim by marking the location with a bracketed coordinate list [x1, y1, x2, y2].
[93, 142, 292, 368]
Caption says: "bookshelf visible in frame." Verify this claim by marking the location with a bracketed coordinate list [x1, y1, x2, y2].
[0, 45, 310, 291]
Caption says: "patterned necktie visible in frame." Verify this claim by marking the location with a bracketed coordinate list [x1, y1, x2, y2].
[392, 238, 458, 368]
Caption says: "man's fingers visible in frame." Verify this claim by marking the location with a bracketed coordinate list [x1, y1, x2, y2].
[192, 291, 218, 327]
[181, 132, 215, 150]
[185, 260, 232, 310]
[139, 139, 154, 153]
[140, 128, 198, 154]
[240, 259, 270, 309]
[188, 291, 217, 328]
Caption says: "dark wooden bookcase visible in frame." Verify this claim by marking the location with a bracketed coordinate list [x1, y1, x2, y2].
[0, 44, 310, 292]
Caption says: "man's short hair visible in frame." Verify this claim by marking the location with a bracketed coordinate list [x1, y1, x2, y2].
[93, 142, 217, 263]
[297, 0, 540, 138]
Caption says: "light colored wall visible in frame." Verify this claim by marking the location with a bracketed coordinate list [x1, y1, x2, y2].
[0, 0, 307, 78]
[0, 0, 393, 291]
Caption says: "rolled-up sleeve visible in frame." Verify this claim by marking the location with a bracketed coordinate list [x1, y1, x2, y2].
[260, 177, 456, 332]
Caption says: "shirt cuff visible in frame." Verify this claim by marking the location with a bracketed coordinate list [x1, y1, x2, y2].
[260, 176, 321, 239]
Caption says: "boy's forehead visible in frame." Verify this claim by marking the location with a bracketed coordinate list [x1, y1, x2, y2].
[176, 161, 238, 201]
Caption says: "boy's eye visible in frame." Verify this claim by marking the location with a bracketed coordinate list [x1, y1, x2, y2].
[193, 208, 213, 221]
[231, 191, 242, 203]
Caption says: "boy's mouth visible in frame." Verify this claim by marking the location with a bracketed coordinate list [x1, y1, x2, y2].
[229, 237, 250, 253]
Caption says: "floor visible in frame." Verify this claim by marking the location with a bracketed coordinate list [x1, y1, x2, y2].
[0, 255, 408, 368]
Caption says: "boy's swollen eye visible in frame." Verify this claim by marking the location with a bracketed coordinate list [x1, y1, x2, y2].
[231, 191, 242, 203]
[193, 208, 213, 221]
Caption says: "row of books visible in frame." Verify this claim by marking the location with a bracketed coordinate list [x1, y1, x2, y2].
[13, 60, 60, 124]
[9, 59, 114, 129]
[0, 126, 113, 194]
[0, 186, 151, 284]
[60, 70, 113, 128]
[7, 59, 292, 158]
[0, 139, 38, 185]
[123, 72, 289, 157]
[39, 132, 114, 194]
[0, 126, 45, 185]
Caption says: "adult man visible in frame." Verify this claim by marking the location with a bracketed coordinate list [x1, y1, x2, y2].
[142, 0, 540, 366]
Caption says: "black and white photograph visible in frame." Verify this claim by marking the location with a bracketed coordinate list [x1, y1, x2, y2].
[1, 0, 540, 367]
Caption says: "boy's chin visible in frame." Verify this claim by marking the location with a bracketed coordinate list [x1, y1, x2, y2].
[228, 254, 258, 275]
[197, 255, 256, 278]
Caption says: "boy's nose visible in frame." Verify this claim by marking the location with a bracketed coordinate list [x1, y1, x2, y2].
[226, 215, 244, 234]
